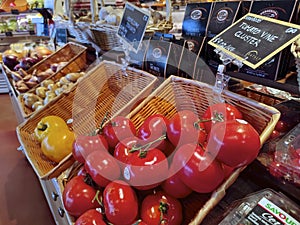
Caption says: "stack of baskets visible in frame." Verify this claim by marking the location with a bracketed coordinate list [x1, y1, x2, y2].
[90, 24, 123, 51]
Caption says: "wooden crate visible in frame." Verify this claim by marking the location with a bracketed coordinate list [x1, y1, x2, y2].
[16, 60, 158, 179]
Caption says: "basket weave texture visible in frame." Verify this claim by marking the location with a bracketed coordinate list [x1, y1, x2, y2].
[17, 47, 88, 120]
[16, 60, 158, 179]
[0, 0, 28, 12]
[3, 42, 87, 97]
[125, 75, 280, 224]
[26, 42, 87, 84]
[90, 24, 122, 51]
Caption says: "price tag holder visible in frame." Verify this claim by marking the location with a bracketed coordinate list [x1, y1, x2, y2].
[208, 13, 300, 69]
[5, 31, 13, 37]
[11, 9, 19, 14]
[56, 28, 67, 44]
[117, 2, 150, 53]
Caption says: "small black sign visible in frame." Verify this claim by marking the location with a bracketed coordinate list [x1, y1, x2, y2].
[29, 30, 35, 35]
[208, 13, 300, 69]
[11, 9, 19, 14]
[182, 2, 213, 37]
[144, 39, 171, 78]
[250, 0, 297, 22]
[5, 31, 13, 36]
[117, 2, 150, 53]
[56, 28, 67, 44]
[207, 1, 241, 38]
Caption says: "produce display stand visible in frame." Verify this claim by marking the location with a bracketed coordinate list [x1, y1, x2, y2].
[2, 1, 300, 224]
[36, 75, 280, 225]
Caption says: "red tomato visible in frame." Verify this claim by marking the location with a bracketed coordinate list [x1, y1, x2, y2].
[103, 180, 139, 225]
[161, 164, 193, 199]
[102, 116, 136, 152]
[140, 191, 183, 225]
[167, 110, 207, 148]
[207, 119, 261, 168]
[269, 129, 281, 140]
[123, 148, 168, 190]
[222, 163, 235, 179]
[74, 209, 106, 225]
[85, 150, 121, 187]
[202, 103, 243, 133]
[268, 161, 289, 178]
[172, 143, 225, 193]
[137, 114, 171, 153]
[72, 134, 108, 163]
[114, 136, 141, 169]
[62, 175, 101, 217]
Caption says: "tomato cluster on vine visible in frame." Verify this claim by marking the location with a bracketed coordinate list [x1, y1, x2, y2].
[64, 102, 261, 225]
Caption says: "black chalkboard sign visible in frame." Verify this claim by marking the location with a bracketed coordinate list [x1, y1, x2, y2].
[5, 31, 13, 37]
[56, 28, 67, 44]
[208, 13, 300, 69]
[182, 2, 213, 37]
[117, 2, 150, 53]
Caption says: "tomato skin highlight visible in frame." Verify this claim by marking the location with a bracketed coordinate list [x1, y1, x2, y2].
[202, 103, 243, 133]
[140, 191, 183, 225]
[167, 110, 206, 148]
[123, 148, 169, 190]
[172, 143, 225, 193]
[103, 180, 139, 225]
[62, 176, 101, 217]
[207, 119, 261, 168]
[137, 114, 172, 154]
[74, 209, 106, 225]
[85, 151, 121, 188]
[114, 136, 141, 169]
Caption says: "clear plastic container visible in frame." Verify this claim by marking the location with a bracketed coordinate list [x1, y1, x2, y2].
[219, 189, 300, 225]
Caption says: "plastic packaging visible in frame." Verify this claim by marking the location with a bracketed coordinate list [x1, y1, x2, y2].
[219, 189, 300, 225]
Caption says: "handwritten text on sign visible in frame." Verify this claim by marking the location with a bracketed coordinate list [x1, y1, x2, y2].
[118, 3, 149, 53]
[208, 13, 300, 69]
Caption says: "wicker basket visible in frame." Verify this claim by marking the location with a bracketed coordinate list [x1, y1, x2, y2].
[124, 75, 280, 224]
[16, 60, 158, 179]
[3, 42, 87, 96]
[17, 48, 89, 120]
[0, 0, 28, 12]
[25, 42, 87, 83]
[90, 24, 122, 51]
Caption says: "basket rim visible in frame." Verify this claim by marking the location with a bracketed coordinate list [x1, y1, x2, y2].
[127, 75, 281, 144]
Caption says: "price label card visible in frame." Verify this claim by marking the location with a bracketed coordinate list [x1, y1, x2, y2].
[182, 2, 213, 37]
[56, 28, 67, 44]
[117, 2, 150, 53]
[208, 13, 300, 69]
[5, 31, 13, 37]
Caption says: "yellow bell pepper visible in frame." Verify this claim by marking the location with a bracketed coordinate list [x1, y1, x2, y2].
[41, 129, 75, 163]
[34, 115, 69, 142]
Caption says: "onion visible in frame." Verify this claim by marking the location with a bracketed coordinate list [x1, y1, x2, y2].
[31, 46, 53, 59]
